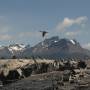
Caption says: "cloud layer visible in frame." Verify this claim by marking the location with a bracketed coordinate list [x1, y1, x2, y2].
[56, 16, 88, 31]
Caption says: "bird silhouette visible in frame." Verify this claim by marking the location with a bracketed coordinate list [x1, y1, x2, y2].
[40, 31, 48, 38]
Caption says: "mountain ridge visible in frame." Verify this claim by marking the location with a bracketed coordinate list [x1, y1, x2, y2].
[22, 36, 90, 59]
[0, 36, 90, 59]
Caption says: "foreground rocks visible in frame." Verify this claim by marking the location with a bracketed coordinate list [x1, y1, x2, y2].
[0, 71, 90, 90]
[0, 59, 89, 90]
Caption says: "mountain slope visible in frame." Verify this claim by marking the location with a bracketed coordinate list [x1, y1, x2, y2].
[22, 36, 90, 59]
[0, 47, 12, 59]
[0, 44, 30, 59]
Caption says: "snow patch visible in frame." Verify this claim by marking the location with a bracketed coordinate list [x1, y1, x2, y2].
[70, 40, 75, 45]
[8, 44, 26, 53]
[54, 40, 58, 43]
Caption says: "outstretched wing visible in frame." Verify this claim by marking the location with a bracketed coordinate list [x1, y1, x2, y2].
[40, 31, 48, 37]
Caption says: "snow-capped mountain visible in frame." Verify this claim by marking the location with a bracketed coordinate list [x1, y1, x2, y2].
[0, 36, 90, 59]
[8, 44, 26, 53]
[8, 44, 30, 58]
[22, 36, 90, 59]
[0, 44, 30, 58]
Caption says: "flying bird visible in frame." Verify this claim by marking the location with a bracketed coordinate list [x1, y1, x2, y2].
[40, 31, 48, 38]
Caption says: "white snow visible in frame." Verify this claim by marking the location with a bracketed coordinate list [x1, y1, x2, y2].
[19, 44, 26, 48]
[9, 48, 14, 54]
[54, 40, 58, 43]
[8, 44, 26, 54]
[9, 46, 21, 51]
[70, 40, 75, 45]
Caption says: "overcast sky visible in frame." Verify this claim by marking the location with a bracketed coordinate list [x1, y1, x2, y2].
[0, 0, 90, 49]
